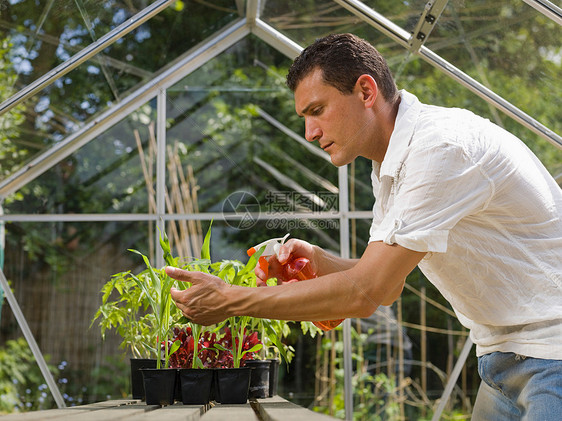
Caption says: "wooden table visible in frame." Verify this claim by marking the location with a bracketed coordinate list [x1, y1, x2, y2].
[0, 396, 338, 420]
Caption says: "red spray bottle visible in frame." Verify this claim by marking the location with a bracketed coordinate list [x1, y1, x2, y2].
[247, 234, 343, 331]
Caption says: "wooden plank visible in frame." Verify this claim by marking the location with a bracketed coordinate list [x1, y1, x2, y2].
[57, 404, 159, 421]
[200, 403, 259, 421]
[131, 403, 206, 421]
[254, 396, 337, 421]
[0, 400, 144, 421]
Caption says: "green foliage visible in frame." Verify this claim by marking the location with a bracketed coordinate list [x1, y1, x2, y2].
[91, 225, 185, 364]
[90, 268, 158, 359]
[207, 234, 265, 368]
[0, 37, 27, 182]
[0, 338, 58, 413]
[126, 228, 183, 368]
[312, 321, 473, 420]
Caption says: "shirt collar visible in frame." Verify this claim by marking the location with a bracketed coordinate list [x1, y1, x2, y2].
[378, 90, 422, 178]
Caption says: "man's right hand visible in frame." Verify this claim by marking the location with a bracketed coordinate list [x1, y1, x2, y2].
[256, 238, 318, 286]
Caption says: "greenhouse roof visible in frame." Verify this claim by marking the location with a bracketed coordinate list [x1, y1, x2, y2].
[0, 1, 560, 417]
[1, 0, 561, 198]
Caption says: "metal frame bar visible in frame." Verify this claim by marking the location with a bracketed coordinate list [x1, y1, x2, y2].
[252, 18, 302, 59]
[522, 0, 562, 25]
[1, 4, 560, 419]
[334, 0, 562, 149]
[431, 338, 473, 421]
[156, 89, 167, 269]
[0, 0, 176, 116]
[408, 0, 450, 52]
[418, 47, 561, 147]
[0, 268, 66, 408]
[339, 166, 354, 421]
[0, 212, 349, 222]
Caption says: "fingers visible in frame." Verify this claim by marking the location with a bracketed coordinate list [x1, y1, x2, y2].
[165, 266, 205, 284]
[255, 265, 267, 281]
[278, 238, 313, 263]
[170, 286, 182, 301]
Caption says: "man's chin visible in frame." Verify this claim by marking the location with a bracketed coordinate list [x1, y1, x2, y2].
[330, 154, 352, 167]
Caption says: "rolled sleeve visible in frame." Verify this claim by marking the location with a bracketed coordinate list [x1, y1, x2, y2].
[370, 218, 449, 252]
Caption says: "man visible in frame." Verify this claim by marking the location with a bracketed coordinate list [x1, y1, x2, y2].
[168, 33, 562, 418]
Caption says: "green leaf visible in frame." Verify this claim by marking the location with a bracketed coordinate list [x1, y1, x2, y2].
[200, 221, 213, 261]
[240, 343, 263, 358]
[158, 225, 175, 267]
[169, 339, 181, 357]
[264, 321, 289, 364]
[212, 343, 229, 352]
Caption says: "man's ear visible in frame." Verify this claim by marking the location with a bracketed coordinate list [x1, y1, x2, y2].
[356, 74, 378, 108]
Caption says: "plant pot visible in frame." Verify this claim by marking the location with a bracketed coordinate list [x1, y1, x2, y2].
[267, 358, 280, 397]
[130, 358, 158, 400]
[141, 368, 177, 406]
[215, 367, 251, 404]
[178, 368, 214, 405]
[244, 360, 270, 399]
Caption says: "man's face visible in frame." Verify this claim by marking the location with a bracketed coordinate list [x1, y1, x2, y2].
[294, 68, 372, 167]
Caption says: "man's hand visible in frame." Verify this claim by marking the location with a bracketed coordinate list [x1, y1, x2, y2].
[167, 267, 231, 326]
[256, 238, 318, 286]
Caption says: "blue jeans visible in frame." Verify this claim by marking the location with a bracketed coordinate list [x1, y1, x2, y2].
[472, 352, 562, 420]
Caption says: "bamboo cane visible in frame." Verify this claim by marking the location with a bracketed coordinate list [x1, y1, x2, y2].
[187, 165, 203, 256]
[355, 318, 366, 413]
[148, 123, 155, 262]
[166, 144, 191, 259]
[134, 128, 157, 261]
[172, 146, 199, 258]
[147, 125, 182, 256]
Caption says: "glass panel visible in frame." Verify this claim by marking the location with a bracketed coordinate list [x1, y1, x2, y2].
[261, 0, 428, 49]
[261, 0, 561, 175]
[166, 36, 340, 219]
[3, 101, 156, 214]
[428, 0, 562, 150]
[398, 55, 561, 175]
[0, 0, 239, 178]
[1, 220, 151, 407]
[1, 0, 239, 96]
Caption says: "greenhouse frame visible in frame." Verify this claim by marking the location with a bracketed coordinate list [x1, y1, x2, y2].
[0, 0, 560, 419]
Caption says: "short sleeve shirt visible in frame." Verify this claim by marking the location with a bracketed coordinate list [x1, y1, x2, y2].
[369, 90, 562, 359]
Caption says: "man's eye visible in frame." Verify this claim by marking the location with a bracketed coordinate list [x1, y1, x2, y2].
[311, 107, 322, 115]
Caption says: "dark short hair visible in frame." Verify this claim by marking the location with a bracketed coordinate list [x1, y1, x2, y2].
[286, 33, 398, 103]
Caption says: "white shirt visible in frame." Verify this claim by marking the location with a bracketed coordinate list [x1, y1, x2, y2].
[369, 90, 562, 359]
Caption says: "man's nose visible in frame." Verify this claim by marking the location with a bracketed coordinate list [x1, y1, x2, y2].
[305, 121, 322, 143]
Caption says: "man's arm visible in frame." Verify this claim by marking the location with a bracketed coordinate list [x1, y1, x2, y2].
[255, 239, 359, 286]
[168, 241, 425, 325]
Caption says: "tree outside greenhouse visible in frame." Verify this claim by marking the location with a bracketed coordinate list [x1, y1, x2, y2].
[0, 0, 560, 419]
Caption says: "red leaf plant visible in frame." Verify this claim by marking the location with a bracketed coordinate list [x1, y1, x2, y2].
[166, 327, 262, 369]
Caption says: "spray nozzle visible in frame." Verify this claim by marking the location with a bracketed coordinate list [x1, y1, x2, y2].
[247, 233, 290, 278]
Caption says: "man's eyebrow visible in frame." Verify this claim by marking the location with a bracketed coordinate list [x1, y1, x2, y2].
[298, 102, 318, 117]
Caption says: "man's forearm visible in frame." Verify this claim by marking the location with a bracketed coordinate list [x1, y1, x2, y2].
[230, 269, 376, 322]
[229, 241, 425, 322]
[167, 241, 425, 326]
[314, 245, 359, 276]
